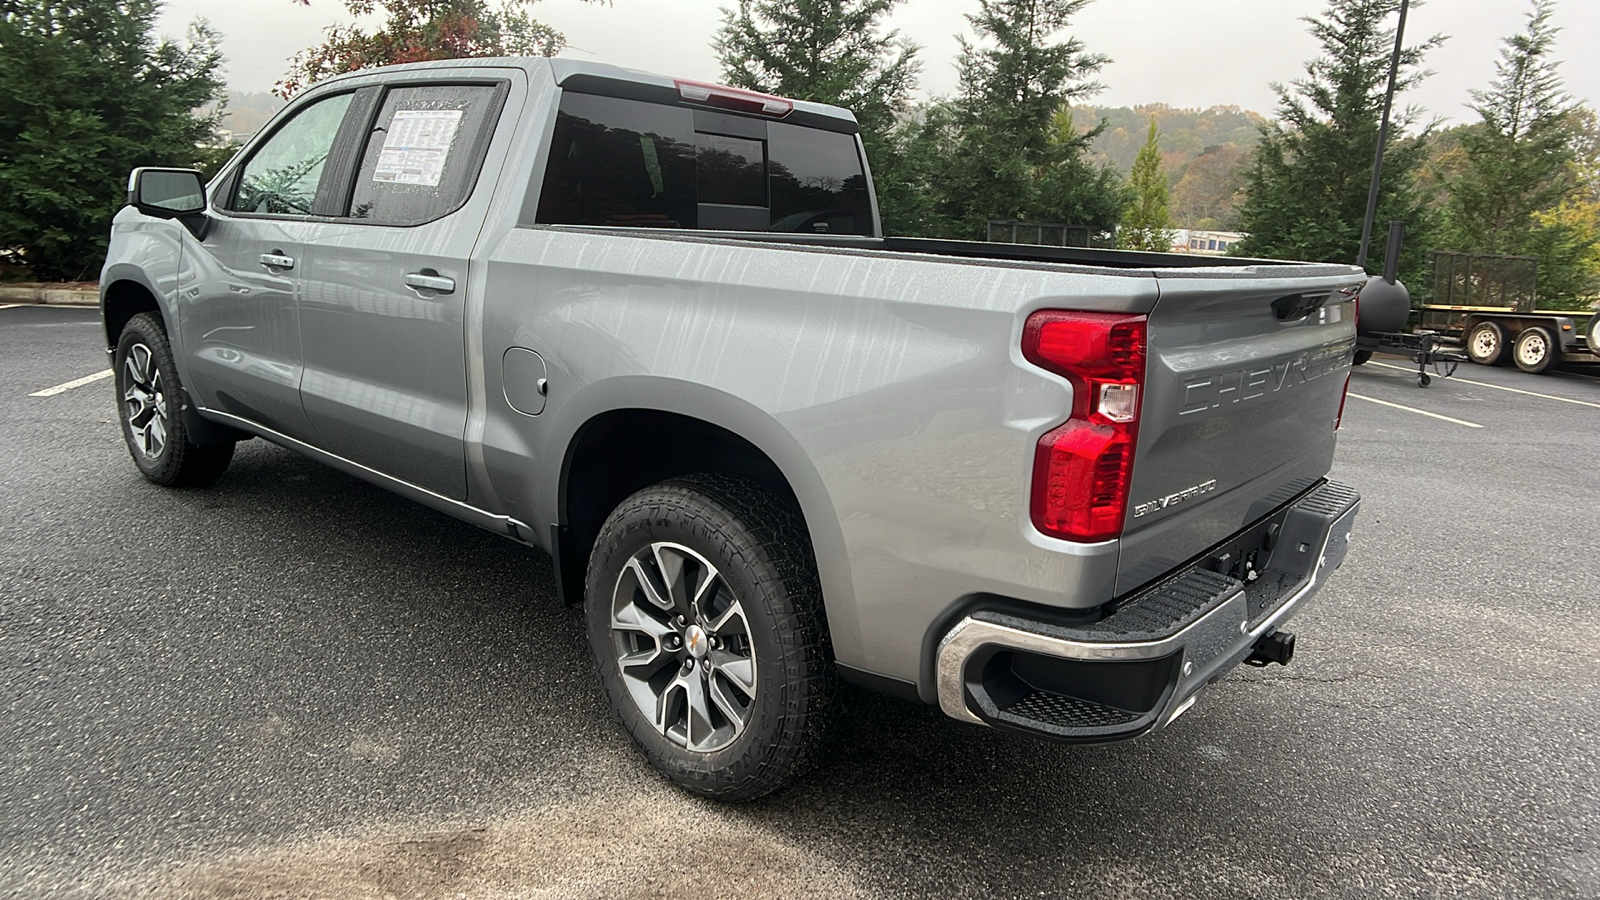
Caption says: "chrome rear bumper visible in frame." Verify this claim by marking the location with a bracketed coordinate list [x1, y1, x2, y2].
[935, 481, 1360, 741]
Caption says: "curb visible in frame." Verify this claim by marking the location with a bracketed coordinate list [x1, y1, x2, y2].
[0, 286, 99, 307]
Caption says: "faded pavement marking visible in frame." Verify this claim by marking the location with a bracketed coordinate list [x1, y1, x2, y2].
[29, 369, 112, 397]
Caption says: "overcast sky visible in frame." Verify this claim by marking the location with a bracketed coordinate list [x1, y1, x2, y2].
[157, 0, 1600, 122]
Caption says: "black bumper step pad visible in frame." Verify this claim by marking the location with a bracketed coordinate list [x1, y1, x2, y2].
[1003, 691, 1143, 730]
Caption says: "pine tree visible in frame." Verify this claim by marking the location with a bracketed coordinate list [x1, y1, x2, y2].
[1118, 117, 1174, 251]
[1441, 0, 1594, 305]
[933, 0, 1128, 240]
[0, 0, 227, 281]
[1234, 0, 1443, 281]
[713, 0, 920, 232]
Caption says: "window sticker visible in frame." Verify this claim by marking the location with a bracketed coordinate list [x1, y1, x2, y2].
[372, 108, 465, 187]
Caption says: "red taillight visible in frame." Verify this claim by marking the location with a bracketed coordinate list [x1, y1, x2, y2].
[674, 79, 794, 117]
[1023, 311, 1147, 542]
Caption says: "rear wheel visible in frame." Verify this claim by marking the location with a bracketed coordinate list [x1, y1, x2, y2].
[1352, 349, 1373, 366]
[1465, 321, 1507, 366]
[585, 475, 839, 801]
[1587, 314, 1600, 354]
[114, 313, 235, 486]
[1513, 326, 1557, 374]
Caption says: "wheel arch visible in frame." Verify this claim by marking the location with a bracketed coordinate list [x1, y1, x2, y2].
[100, 269, 168, 350]
[546, 378, 863, 666]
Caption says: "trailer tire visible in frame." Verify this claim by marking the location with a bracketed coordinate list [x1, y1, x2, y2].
[1466, 321, 1508, 367]
[1587, 314, 1600, 354]
[1513, 326, 1557, 374]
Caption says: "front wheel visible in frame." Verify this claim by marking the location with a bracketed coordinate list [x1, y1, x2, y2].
[114, 313, 235, 486]
[1513, 326, 1557, 374]
[585, 475, 839, 801]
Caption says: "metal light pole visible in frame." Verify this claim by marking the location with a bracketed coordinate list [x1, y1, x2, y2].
[1357, 0, 1411, 270]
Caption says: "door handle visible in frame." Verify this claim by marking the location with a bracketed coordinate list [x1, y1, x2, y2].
[405, 271, 456, 295]
[259, 252, 295, 271]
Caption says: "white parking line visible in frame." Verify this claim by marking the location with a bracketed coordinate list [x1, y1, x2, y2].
[0, 303, 26, 310]
[1369, 361, 1600, 410]
[30, 369, 112, 397]
[1347, 393, 1483, 428]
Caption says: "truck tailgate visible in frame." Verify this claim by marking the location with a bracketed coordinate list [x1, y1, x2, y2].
[1116, 268, 1364, 595]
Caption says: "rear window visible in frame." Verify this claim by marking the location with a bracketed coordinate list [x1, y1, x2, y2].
[535, 92, 873, 235]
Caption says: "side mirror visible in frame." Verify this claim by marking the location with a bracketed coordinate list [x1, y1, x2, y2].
[128, 167, 207, 218]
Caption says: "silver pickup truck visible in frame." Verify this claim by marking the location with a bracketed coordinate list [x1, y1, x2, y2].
[102, 58, 1362, 800]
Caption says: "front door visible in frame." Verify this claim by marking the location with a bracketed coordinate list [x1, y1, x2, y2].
[298, 82, 509, 500]
[179, 91, 356, 439]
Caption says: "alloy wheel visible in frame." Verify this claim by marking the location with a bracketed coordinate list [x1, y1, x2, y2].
[123, 342, 168, 460]
[610, 541, 757, 752]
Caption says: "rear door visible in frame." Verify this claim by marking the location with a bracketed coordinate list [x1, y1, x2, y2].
[1115, 268, 1365, 594]
[297, 79, 511, 500]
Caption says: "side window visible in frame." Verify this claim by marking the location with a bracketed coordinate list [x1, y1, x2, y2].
[347, 84, 503, 226]
[535, 93, 873, 237]
[231, 93, 354, 216]
[767, 123, 872, 236]
[536, 93, 698, 229]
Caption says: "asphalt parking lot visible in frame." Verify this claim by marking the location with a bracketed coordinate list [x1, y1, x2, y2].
[3, 303, 1597, 899]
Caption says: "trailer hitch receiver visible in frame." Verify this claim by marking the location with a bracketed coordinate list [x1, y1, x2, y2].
[1246, 630, 1296, 668]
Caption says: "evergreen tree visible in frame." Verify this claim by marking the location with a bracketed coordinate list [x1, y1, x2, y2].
[1118, 117, 1174, 251]
[933, 0, 1128, 240]
[1234, 0, 1443, 281]
[281, 0, 607, 98]
[0, 0, 226, 281]
[713, 0, 920, 232]
[1441, 0, 1594, 306]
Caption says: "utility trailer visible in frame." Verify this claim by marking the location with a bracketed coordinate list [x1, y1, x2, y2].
[1351, 225, 1466, 388]
[1422, 251, 1600, 374]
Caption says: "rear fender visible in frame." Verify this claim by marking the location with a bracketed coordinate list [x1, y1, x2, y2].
[541, 375, 863, 668]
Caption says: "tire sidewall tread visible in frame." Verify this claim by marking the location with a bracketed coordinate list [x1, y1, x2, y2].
[1467, 321, 1506, 366]
[1513, 326, 1556, 374]
[584, 474, 838, 802]
[114, 312, 234, 487]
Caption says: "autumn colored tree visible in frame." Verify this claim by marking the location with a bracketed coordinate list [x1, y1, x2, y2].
[280, 0, 606, 97]
[1170, 143, 1250, 229]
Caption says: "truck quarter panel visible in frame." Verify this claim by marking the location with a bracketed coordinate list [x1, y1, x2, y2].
[482, 226, 1161, 681]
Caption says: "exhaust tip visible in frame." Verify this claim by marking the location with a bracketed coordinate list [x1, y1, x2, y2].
[1246, 630, 1296, 668]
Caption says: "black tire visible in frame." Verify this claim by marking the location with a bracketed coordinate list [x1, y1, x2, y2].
[1352, 349, 1373, 366]
[1513, 326, 1557, 374]
[114, 312, 235, 487]
[1465, 321, 1507, 366]
[585, 474, 839, 801]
